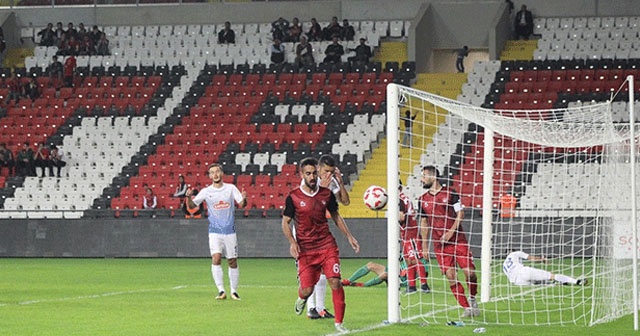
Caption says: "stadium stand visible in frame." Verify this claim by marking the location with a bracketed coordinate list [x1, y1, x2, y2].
[1, 20, 413, 218]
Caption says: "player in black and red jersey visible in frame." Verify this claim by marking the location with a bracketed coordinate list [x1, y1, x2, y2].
[281, 157, 360, 333]
[418, 165, 479, 318]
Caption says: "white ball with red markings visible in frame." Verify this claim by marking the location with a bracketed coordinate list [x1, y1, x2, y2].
[363, 185, 388, 210]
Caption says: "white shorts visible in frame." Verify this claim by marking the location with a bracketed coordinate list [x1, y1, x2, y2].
[511, 266, 552, 286]
[208, 233, 238, 259]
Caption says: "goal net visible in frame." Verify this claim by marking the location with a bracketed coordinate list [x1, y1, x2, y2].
[385, 83, 639, 327]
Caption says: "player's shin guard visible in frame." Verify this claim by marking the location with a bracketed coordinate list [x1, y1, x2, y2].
[228, 266, 239, 293]
[212, 265, 224, 292]
[450, 282, 470, 308]
[315, 274, 327, 311]
[468, 274, 478, 297]
[407, 264, 417, 288]
[332, 286, 346, 324]
[417, 263, 427, 285]
[349, 265, 370, 282]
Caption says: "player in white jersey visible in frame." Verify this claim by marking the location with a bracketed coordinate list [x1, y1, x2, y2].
[186, 163, 247, 300]
[296, 154, 350, 319]
[503, 250, 588, 286]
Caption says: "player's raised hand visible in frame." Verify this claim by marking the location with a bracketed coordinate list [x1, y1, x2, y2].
[185, 187, 193, 197]
[241, 188, 247, 199]
[289, 241, 300, 259]
[319, 171, 332, 188]
[348, 236, 360, 253]
[333, 167, 344, 184]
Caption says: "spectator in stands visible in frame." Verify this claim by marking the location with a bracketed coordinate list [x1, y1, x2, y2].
[307, 18, 323, 41]
[15, 142, 34, 177]
[182, 187, 204, 218]
[23, 78, 39, 100]
[323, 36, 345, 64]
[58, 34, 80, 56]
[78, 35, 95, 56]
[401, 110, 417, 147]
[295, 35, 314, 68]
[217, 21, 235, 44]
[49, 145, 66, 178]
[5, 74, 22, 105]
[95, 33, 110, 56]
[271, 17, 290, 42]
[89, 25, 102, 45]
[341, 19, 356, 41]
[54, 22, 65, 47]
[33, 143, 51, 178]
[514, 4, 533, 40]
[48, 55, 63, 80]
[64, 22, 78, 41]
[270, 38, 286, 65]
[455, 46, 468, 73]
[287, 17, 302, 42]
[37, 23, 56, 47]
[323, 16, 342, 40]
[172, 175, 188, 198]
[348, 38, 372, 66]
[77, 22, 87, 41]
[0, 143, 14, 176]
[63, 54, 76, 88]
[143, 187, 158, 218]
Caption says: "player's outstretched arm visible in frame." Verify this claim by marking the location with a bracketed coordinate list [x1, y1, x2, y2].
[330, 210, 360, 253]
[527, 254, 547, 263]
[184, 188, 197, 209]
[281, 215, 300, 259]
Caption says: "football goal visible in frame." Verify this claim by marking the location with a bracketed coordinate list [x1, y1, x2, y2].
[385, 82, 639, 328]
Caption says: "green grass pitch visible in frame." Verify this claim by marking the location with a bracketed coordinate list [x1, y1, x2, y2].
[0, 258, 634, 335]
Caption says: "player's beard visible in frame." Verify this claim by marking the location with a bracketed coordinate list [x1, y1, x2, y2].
[212, 176, 222, 184]
[423, 181, 433, 189]
[305, 178, 317, 191]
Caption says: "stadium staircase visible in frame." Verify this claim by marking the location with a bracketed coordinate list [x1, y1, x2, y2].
[499, 39, 537, 61]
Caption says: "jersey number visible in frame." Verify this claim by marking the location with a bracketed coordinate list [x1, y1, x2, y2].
[333, 263, 341, 274]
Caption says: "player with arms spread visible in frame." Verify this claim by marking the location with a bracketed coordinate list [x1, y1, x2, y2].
[419, 165, 479, 317]
[185, 163, 247, 301]
[282, 157, 360, 333]
[503, 250, 588, 286]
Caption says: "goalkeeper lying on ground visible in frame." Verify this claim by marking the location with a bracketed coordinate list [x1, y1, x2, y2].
[503, 250, 588, 286]
[341, 259, 431, 293]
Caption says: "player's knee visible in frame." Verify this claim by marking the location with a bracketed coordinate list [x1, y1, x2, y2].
[445, 269, 457, 280]
[227, 258, 238, 268]
[327, 277, 341, 289]
[300, 287, 314, 298]
[366, 262, 376, 270]
[211, 254, 222, 265]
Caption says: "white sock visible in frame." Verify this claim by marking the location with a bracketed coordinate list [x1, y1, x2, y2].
[554, 274, 578, 285]
[229, 266, 239, 293]
[307, 289, 316, 312]
[315, 274, 327, 312]
[212, 264, 224, 292]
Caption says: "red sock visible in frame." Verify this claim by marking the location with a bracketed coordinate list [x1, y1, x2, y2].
[468, 277, 477, 297]
[407, 264, 417, 287]
[332, 286, 346, 324]
[417, 263, 427, 285]
[450, 282, 469, 308]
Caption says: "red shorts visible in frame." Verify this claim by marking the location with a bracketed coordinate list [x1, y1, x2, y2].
[297, 247, 341, 289]
[402, 239, 423, 262]
[434, 242, 475, 274]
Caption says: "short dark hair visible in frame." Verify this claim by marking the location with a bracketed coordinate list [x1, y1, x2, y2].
[318, 154, 336, 168]
[299, 157, 318, 170]
[207, 163, 223, 173]
[422, 165, 440, 177]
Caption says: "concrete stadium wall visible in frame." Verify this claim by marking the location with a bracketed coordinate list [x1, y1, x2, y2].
[0, 214, 596, 258]
[0, 217, 389, 258]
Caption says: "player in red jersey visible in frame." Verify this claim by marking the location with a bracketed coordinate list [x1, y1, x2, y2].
[399, 180, 430, 294]
[418, 165, 479, 317]
[282, 157, 360, 333]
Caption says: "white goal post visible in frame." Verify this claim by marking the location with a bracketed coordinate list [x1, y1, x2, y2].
[385, 81, 639, 328]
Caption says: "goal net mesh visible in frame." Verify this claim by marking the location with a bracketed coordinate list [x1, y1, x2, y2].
[390, 83, 638, 326]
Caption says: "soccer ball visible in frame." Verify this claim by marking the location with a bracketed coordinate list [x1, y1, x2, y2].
[363, 185, 388, 210]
